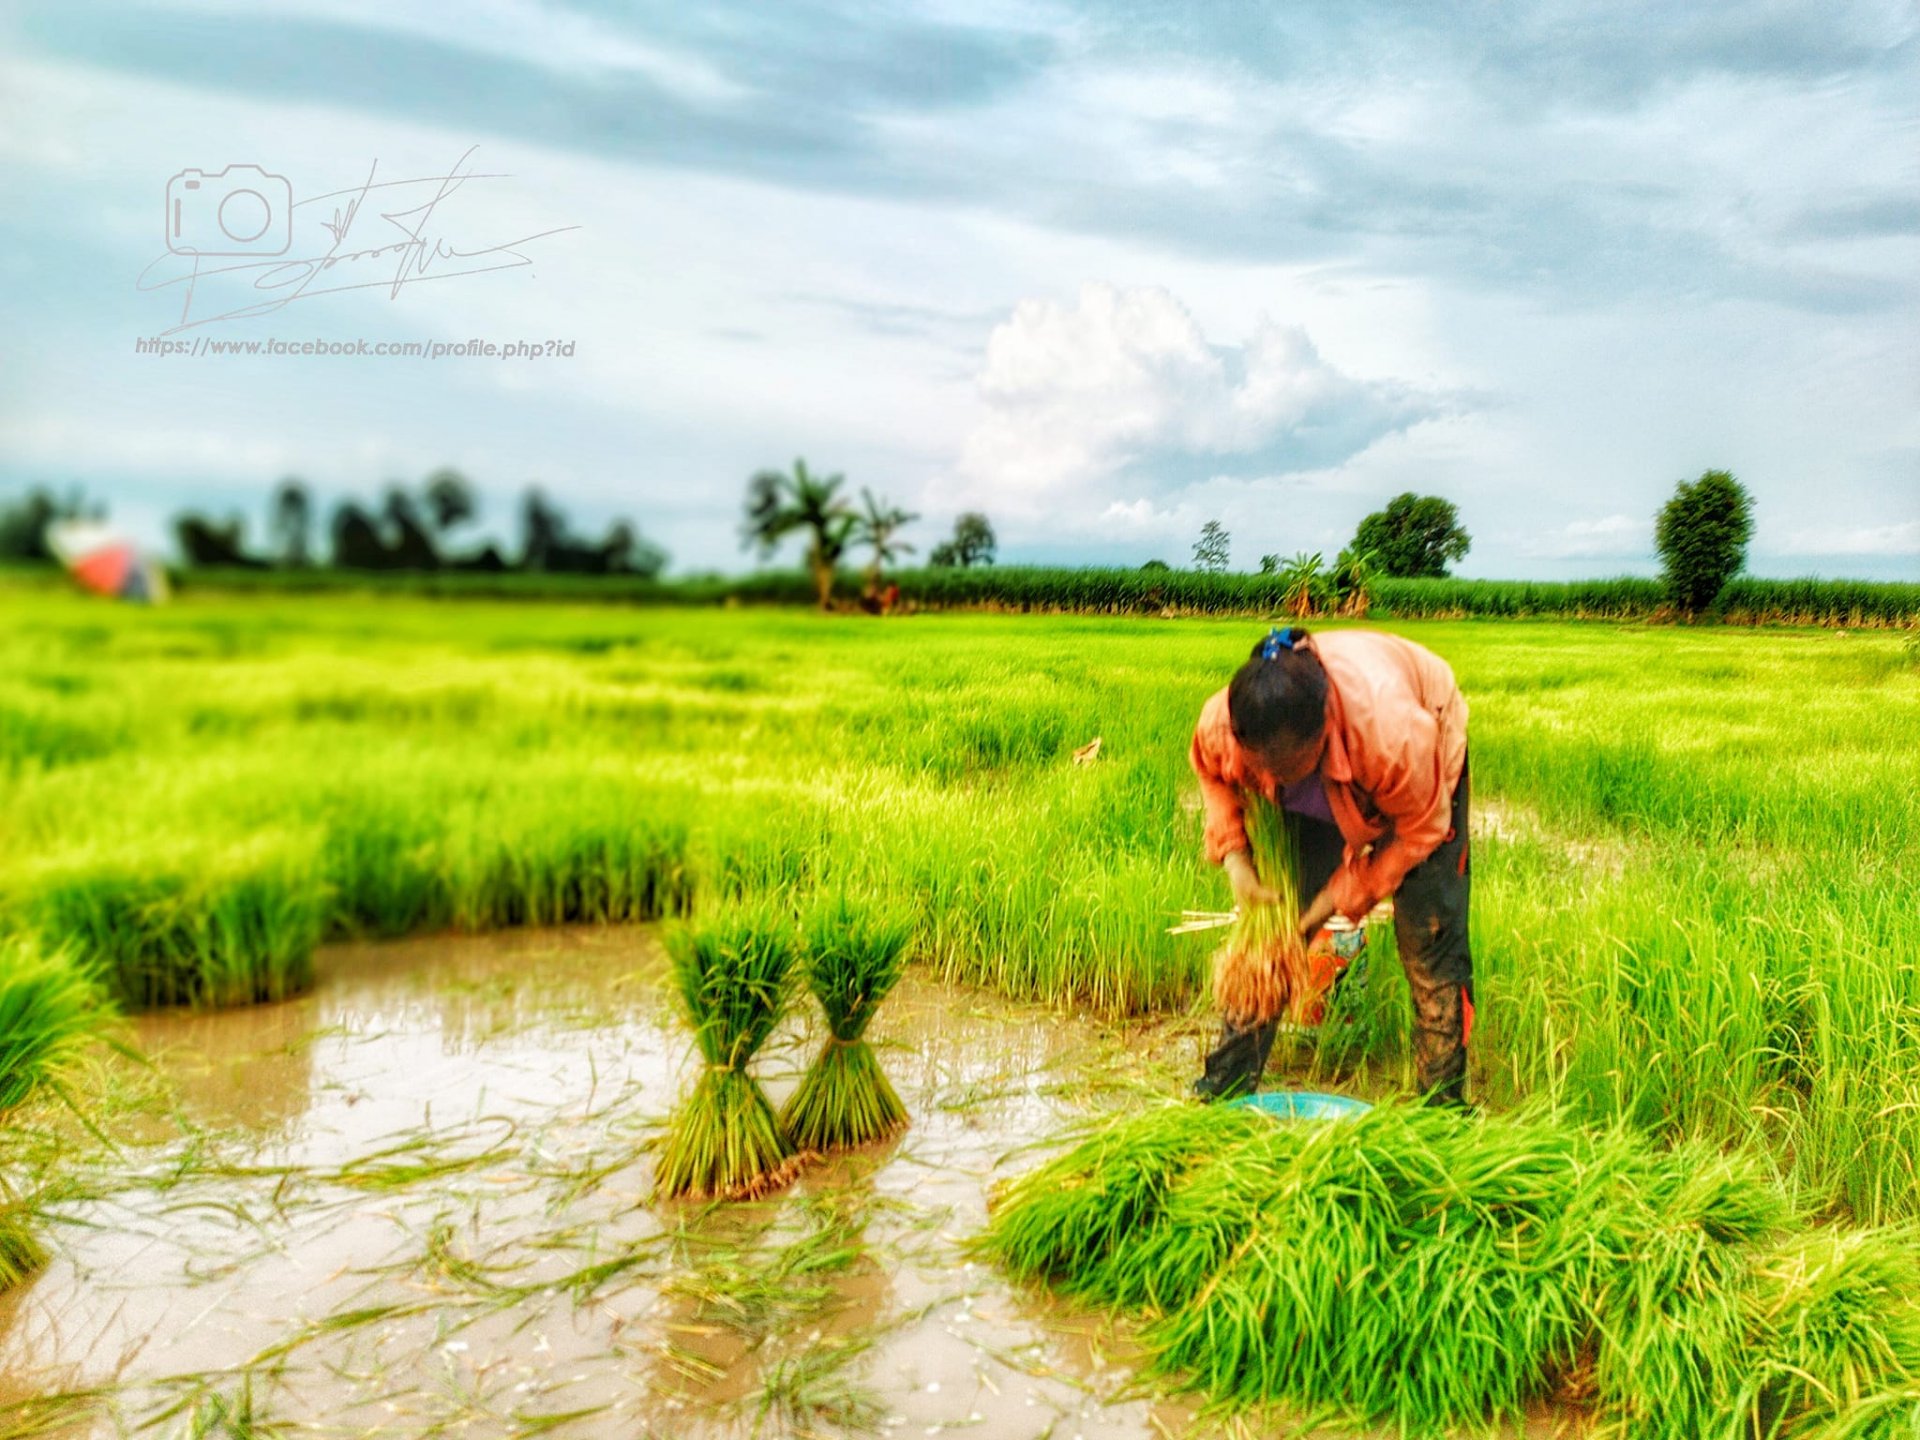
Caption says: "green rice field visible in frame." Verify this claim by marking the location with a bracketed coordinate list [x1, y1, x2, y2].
[1, 578, 1917, 1434]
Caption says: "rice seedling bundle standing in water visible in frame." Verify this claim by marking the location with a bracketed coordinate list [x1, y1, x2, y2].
[1212, 795, 1310, 1026]
[780, 895, 911, 1152]
[654, 903, 803, 1202]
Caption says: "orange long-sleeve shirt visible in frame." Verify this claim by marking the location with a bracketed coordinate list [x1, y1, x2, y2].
[1189, 629, 1469, 922]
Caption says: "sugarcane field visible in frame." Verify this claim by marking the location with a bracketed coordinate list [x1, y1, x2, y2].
[6, 5, 1920, 1436]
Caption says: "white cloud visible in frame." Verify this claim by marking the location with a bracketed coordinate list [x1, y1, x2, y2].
[1519, 513, 1649, 559]
[1097, 497, 1177, 532]
[1773, 519, 1920, 556]
[953, 282, 1436, 518]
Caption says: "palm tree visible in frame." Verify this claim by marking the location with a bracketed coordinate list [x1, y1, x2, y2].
[742, 458, 857, 609]
[855, 488, 918, 598]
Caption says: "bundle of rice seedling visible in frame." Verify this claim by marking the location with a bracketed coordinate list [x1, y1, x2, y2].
[653, 902, 804, 1202]
[1583, 1141, 1791, 1440]
[1620, 1228, 1920, 1440]
[0, 938, 119, 1291]
[780, 895, 912, 1152]
[1211, 797, 1312, 1026]
[1710, 1228, 1920, 1440]
[980, 1103, 1267, 1300]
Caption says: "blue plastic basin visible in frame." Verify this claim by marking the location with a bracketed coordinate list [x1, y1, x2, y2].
[1229, 1090, 1373, 1122]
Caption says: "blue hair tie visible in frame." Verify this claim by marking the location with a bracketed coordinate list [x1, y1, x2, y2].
[1260, 626, 1297, 660]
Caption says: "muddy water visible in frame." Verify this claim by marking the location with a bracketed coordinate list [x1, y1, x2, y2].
[0, 927, 1257, 1438]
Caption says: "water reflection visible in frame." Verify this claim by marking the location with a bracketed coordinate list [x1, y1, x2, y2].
[0, 925, 1240, 1439]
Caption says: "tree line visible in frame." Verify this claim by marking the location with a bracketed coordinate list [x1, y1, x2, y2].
[740, 458, 995, 611]
[0, 464, 1764, 619]
[200, 470, 668, 577]
[1177, 473, 1756, 619]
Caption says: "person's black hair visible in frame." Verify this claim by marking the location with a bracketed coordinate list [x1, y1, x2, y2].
[1228, 627, 1328, 750]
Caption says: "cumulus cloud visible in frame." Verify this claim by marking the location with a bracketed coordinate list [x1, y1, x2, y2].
[954, 283, 1438, 517]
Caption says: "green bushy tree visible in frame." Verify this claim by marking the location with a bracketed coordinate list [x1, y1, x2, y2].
[1352, 493, 1471, 578]
[929, 512, 996, 568]
[1655, 470, 1753, 617]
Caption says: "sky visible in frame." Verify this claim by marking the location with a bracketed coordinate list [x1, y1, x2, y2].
[1, 0, 1915, 579]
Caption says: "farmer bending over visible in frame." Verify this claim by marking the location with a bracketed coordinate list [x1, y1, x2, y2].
[1189, 626, 1473, 1107]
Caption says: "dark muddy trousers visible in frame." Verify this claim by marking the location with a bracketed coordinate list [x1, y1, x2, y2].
[1200, 757, 1474, 1108]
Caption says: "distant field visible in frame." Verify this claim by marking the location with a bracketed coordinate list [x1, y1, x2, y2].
[9, 559, 1915, 626]
[2, 584, 1918, 1220]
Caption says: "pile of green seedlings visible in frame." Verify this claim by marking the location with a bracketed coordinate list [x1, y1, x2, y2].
[981, 1103, 1920, 1437]
[654, 896, 912, 1201]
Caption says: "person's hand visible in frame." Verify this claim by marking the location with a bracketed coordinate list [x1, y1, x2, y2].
[1223, 850, 1280, 909]
[1297, 887, 1339, 942]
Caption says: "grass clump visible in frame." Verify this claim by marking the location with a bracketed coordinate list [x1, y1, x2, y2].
[20, 839, 321, 1009]
[0, 937, 119, 1289]
[780, 895, 911, 1152]
[654, 902, 803, 1202]
[0, 937, 115, 1113]
[1212, 797, 1309, 1026]
[981, 1103, 1920, 1436]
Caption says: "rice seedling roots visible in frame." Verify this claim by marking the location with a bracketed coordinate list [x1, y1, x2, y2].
[780, 1038, 908, 1153]
[1209, 796, 1310, 1027]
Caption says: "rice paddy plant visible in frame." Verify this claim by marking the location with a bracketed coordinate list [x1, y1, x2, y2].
[0, 937, 115, 1113]
[780, 895, 912, 1152]
[168, 560, 1920, 625]
[654, 902, 803, 1202]
[1210, 795, 1308, 1026]
[0, 937, 117, 1290]
[0, 1186, 47, 1290]
[17, 837, 322, 1008]
[3, 592, 1917, 1226]
[443, 802, 695, 929]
